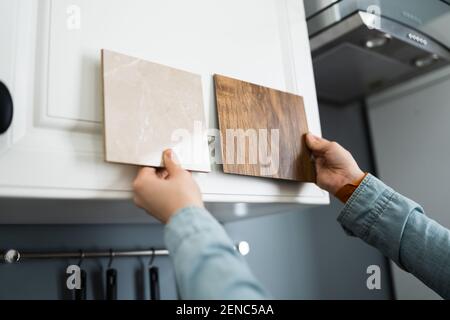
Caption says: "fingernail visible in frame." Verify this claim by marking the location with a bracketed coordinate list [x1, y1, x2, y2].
[308, 133, 318, 141]
[165, 149, 173, 159]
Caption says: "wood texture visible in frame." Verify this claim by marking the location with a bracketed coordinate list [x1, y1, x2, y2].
[214, 74, 315, 182]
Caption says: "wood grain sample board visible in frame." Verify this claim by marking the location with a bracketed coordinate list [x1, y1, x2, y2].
[214, 74, 315, 182]
[101, 49, 210, 172]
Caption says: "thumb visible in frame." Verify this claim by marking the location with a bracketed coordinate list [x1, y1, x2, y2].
[163, 149, 182, 175]
[306, 133, 330, 155]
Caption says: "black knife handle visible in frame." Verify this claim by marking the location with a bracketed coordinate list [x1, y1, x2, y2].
[149, 266, 160, 300]
[74, 269, 87, 300]
[106, 268, 117, 300]
[0, 81, 13, 134]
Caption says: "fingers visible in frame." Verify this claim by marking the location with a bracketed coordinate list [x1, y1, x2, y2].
[133, 195, 144, 208]
[156, 168, 169, 179]
[133, 167, 158, 193]
[306, 133, 331, 155]
[136, 167, 157, 179]
[133, 166, 169, 212]
[163, 149, 182, 176]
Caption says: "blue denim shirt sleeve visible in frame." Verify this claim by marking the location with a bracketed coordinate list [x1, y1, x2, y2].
[338, 174, 450, 299]
[164, 206, 270, 300]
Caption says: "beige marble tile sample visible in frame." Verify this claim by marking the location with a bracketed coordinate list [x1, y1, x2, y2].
[102, 49, 210, 172]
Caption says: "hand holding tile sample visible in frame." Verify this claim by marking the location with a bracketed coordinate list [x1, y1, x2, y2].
[214, 75, 315, 182]
[101, 50, 210, 172]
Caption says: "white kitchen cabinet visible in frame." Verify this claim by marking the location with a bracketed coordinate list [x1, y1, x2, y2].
[0, 0, 328, 222]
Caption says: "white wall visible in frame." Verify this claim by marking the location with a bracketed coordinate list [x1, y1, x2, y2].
[368, 66, 450, 300]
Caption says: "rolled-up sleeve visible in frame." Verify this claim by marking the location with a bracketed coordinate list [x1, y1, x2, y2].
[338, 174, 450, 299]
[165, 206, 270, 300]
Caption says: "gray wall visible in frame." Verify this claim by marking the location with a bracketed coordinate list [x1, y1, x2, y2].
[0, 103, 392, 300]
[368, 66, 450, 300]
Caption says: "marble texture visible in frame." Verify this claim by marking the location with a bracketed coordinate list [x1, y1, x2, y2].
[101, 50, 210, 172]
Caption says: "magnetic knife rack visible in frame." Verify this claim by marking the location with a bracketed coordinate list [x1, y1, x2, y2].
[1, 241, 250, 264]
[1, 248, 169, 264]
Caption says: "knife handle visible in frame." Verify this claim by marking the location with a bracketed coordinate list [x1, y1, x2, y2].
[149, 266, 160, 300]
[106, 268, 117, 300]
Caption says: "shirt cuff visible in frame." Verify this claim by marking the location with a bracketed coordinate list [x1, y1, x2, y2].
[335, 173, 368, 203]
[337, 174, 411, 267]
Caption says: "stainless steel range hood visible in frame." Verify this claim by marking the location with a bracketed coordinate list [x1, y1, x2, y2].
[306, 0, 450, 105]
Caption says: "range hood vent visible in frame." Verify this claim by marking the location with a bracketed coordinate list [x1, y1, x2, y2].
[308, 1, 450, 105]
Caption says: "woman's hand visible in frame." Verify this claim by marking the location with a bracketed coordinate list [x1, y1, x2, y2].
[133, 149, 204, 224]
[306, 133, 365, 195]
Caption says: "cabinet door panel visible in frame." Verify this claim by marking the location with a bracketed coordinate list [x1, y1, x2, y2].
[45, 0, 291, 125]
